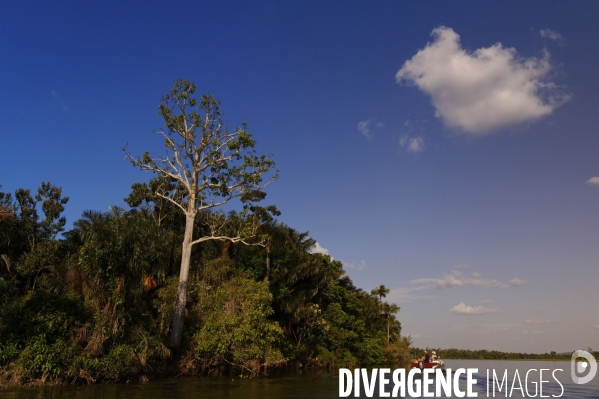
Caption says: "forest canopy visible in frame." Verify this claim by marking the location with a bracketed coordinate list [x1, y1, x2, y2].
[0, 180, 408, 386]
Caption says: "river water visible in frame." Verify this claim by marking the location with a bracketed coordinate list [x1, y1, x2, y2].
[2, 360, 597, 398]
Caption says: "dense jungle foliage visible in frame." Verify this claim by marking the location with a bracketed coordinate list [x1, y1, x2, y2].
[0, 181, 410, 386]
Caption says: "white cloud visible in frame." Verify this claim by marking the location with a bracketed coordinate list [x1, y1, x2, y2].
[450, 302, 500, 315]
[357, 119, 373, 139]
[399, 135, 425, 153]
[342, 260, 366, 271]
[480, 299, 492, 305]
[594, 324, 599, 330]
[396, 27, 569, 134]
[510, 278, 526, 287]
[525, 318, 557, 325]
[586, 177, 599, 187]
[357, 118, 384, 139]
[399, 120, 427, 153]
[540, 29, 566, 45]
[387, 284, 436, 303]
[412, 269, 525, 289]
[310, 242, 329, 256]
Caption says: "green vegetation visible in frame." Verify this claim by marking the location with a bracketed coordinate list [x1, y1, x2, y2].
[0, 82, 409, 387]
[124, 80, 278, 353]
[0, 181, 409, 386]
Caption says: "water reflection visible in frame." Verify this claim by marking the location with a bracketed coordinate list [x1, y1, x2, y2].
[430, 360, 597, 399]
[1, 360, 596, 398]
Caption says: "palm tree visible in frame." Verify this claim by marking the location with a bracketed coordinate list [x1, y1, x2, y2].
[71, 207, 173, 339]
[382, 302, 400, 343]
[371, 285, 390, 306]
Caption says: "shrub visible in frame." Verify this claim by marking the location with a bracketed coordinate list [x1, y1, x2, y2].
[193, 277, 285, 376]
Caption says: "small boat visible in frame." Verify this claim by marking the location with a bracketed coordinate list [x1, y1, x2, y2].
[410, 359, 446, 372]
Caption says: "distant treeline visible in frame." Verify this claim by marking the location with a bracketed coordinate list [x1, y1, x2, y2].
[412, 347, 599, 361]
[0, 181, 410, 387]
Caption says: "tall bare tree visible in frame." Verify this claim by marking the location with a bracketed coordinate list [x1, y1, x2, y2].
[125, 80, 278, 352]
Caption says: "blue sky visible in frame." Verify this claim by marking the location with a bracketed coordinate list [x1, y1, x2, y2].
[1, 1, 598, 353]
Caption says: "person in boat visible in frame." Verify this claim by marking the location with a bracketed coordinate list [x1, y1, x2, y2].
[435, 353, 445, 366]
[423, 350, 430, 363]
[431, 351, 438, 362]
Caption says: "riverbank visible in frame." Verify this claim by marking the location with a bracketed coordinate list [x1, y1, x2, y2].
[412, 347, 599, 362]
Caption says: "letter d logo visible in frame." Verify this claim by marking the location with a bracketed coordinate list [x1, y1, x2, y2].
[571, 350, 597, 384]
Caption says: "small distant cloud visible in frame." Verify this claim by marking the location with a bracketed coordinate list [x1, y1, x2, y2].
[358, 119, 373, 139]
[539, 29, 566, 46]
[412, 269, 525, 289]
[525, 318, 557, 325]
[510, 278, 526, 287]
[394, 265, 523, 304]
[532, 330, 547, 336]
[450, 302, 500, 315]
[594, 324, 599, 330]
[586, 177, 599, 187]
[399, 136, 425, 153]
[357, 118, 384, 139]
[342, 260, 366, 271]
[396, 26, 569, 134]
[387, 284, 436, 303]
[522, 330, 529, 335]
[399, 120, 427, 154]
[310, 242, 329, 256]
